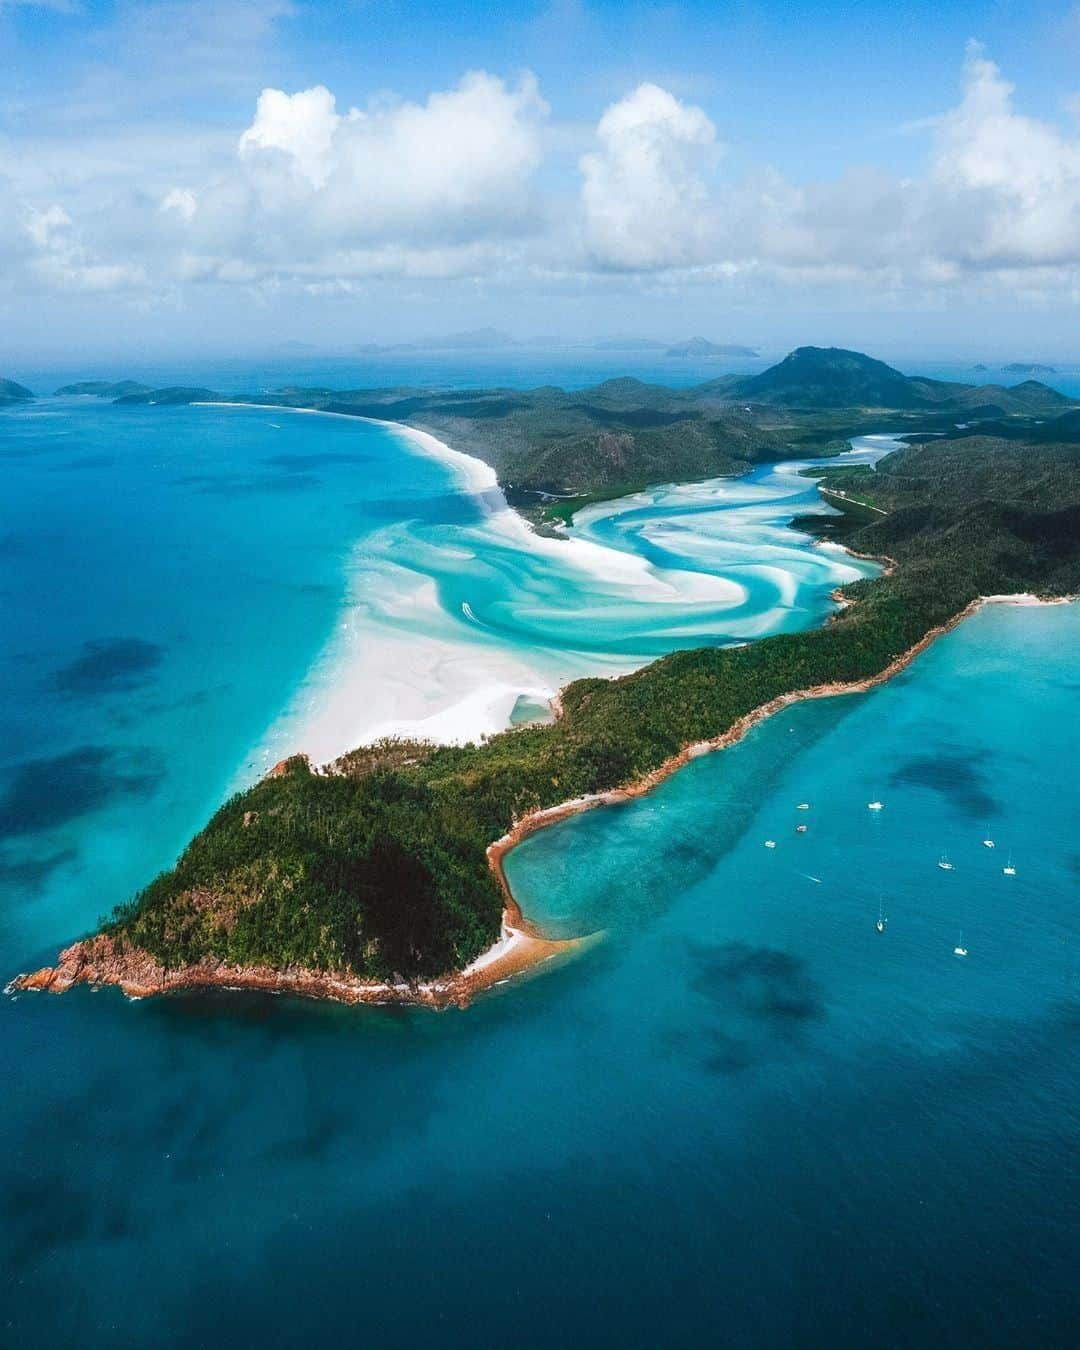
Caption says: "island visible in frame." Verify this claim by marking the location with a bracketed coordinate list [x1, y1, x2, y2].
[54, 380, 153, 398]
[664, 338, 760, 358]
[11, 348, 1080, 1006]
[0, 377, 33, 406]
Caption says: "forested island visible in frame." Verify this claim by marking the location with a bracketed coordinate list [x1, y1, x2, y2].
[12, 348, 1080, 1005]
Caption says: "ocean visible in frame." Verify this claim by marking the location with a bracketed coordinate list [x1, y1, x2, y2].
[1, 363, 1077, 1347]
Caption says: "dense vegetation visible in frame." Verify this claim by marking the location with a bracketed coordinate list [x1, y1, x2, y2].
[730, 346, 1070, 414]
[98, 348, 1069, 536]
[101, 418, 1080, 983]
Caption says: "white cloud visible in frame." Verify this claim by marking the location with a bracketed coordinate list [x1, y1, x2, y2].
[239, 85, 341, 189]
[580, 83, 719, 270]
[160, 187, 198, 220]
[4, 46, 1080, 315]
[23, 202, 146, 291]
[576, 48, 1080, 288]
[928, 43, 1080, 266]
[227, 71, 549, 253]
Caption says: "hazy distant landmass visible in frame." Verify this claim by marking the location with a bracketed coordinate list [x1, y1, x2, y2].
[55, 380, 153, 398]
[0, 377, 33, 405]
[664, 337, 759, 358]
[591, 337, 670, 351]
[264, 332, 763, 357]
[416, 327, 516, 350]
[1001, 362, 1057, 375]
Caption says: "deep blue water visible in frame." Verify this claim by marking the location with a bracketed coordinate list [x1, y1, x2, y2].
[1, 378, 1077, 1347]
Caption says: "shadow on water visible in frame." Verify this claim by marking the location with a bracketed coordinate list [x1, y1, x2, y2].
[888, 744, 1001, 818]
[46, 636, 164, 698]
[0, 745, 165, 837]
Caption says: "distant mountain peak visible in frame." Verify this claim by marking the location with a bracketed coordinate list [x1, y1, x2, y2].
[732, 346, 920, 408]
[666, 337, 759, 358]
[727, 345, 1070, 414]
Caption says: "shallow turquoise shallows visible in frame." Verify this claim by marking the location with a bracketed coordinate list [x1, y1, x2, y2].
[1, 387, 1077, 1347]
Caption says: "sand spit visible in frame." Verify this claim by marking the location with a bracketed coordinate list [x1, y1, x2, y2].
[11, 593, 1070, 1010]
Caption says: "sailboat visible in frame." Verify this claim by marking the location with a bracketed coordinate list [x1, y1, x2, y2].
[867, 800, 884, 811]
[1003, 851, 1017, 877]
[982, 826, 995, 848]
[876, 897, 887, 933]
[938, 852, 954, 871]
[954, 932, 968, 958]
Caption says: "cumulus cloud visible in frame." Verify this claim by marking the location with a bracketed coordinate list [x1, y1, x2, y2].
[4, 46, 1080, 310]
[580, 83, 719, 270]
[928, 42, 1080, 266]
[160, 187, 198, 220]
[576, 47, 1080, 288]
[0, 177, 145, 295]
[239, 85, 341, 189]
[219, 71, 549, 267]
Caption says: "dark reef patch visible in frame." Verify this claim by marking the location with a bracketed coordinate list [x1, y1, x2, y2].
[888, 746, 999, 818]
[689, 941, 827, 1024]
[0, 846, 77, 890]
[48, 637, 164, 698]
[0, 533, 30, 556]
[668, 940, 827, 1075]
[0, 746, 164, 837]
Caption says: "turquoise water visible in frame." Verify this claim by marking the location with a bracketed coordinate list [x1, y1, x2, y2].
[1, 387, 1077, 1345]
[0, 398, 874, 956]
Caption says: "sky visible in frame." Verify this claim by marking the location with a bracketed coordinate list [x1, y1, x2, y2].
[3, 0, 1080, 362]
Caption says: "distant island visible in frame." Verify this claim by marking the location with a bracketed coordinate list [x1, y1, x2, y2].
[1001, 362, 1057, 375]
[591, 336, 759, 357]
[664, 337, 759, 358]
[0, 377, 33, 406]
[55, 380, 153, 398]
[11, 347, 1080, 1007]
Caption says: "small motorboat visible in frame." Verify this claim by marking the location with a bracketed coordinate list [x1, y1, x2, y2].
[764, 840, 776, 849]
[797, 802, 810, 811]
[867, 800, 884, 811]
[795, 824, 808, 834]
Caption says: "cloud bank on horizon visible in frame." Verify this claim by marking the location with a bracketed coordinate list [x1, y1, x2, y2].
[3, 0, 1080, 348]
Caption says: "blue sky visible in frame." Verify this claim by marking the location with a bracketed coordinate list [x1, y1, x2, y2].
[4, 0, 1080, 359]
